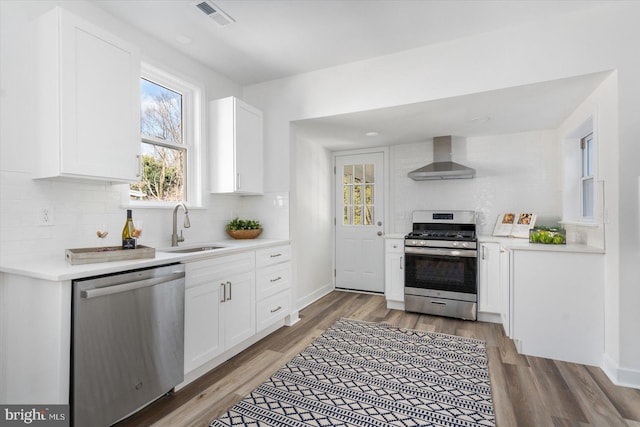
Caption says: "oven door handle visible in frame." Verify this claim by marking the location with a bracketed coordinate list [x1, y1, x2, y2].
[405, 246, 477, 258]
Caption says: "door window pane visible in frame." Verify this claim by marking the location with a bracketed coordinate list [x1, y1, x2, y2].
[354, 164, 363, 184]
[343, 165, 353, 184]
[365, 184, 374, 205]
[365, 206, 374, 225]
[365, 164, 374, 183]
[354, 206, 362, 225]
[342, 162, 376, 226]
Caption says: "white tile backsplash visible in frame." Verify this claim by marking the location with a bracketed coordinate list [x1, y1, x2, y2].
[0, 169, 270, 259]
[390, 131, 563, 236]
[240, 192, 290, 239]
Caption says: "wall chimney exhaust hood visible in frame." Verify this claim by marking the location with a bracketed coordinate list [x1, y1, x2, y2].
[408, 136, 476, 180]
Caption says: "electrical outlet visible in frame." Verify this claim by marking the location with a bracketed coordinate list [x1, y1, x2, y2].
[38, 205, 54, 226]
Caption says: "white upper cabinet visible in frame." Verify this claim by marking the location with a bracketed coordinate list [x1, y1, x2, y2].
[209, 97, 263, 195]
[34, 7, 141, 183]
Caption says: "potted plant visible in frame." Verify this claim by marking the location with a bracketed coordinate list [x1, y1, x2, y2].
[226, 218, 262, 239]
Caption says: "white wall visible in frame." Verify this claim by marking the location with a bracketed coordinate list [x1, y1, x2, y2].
[0, 0, 279, 260]
[291, 133, 334, 309]
[390, 131, 562, 236]
[558, 73, 621, 374]
[243, 2, 640, 387]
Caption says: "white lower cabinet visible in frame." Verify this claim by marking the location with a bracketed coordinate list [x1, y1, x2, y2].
[184, 252, 255, 374]
[511, 250, 604, 366]
[384, 239, 405, 310]
[255, 245, 292, 332]
[478, 242, 501, 316]
[183, 244, 292, 376]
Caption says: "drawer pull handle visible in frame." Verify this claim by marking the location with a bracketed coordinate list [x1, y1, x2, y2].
[270, 276, 282, 283]
[270, 253, 282, 258]
[220, 283, 226, 303]
[270, 306, 283, 313]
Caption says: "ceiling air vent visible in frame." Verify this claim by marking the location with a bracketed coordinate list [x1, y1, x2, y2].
[194, 1, 235, 27]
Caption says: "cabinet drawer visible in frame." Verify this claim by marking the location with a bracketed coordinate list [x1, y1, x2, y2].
[256, 263, 291, 300]
[255, 245, 291, 268]
[256, 290, 291, 332]
[185, 252, 254, 288]
[385, 239, 404, 254]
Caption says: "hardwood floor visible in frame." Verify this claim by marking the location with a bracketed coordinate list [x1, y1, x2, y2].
[116, 291, 640, 427]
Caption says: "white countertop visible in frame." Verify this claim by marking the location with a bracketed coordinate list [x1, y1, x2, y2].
[478, 235, 604, 254]
[384, 233, 407, 239]
[0, 238, 290, 282]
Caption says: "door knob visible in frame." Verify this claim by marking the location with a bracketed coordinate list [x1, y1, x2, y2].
[377, 221, 382, 226]
[377, 231, 383, 236]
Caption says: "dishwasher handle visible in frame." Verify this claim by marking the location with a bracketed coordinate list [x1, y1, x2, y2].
[81, 272, 185, 299]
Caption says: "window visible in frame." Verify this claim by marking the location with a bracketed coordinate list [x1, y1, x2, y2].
[342, 163, 375, 225]
[580, 132, 594, 219]
[130, 65, 200, 204]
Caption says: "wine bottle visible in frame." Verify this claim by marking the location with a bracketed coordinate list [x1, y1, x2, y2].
[122, 209, 136, 249]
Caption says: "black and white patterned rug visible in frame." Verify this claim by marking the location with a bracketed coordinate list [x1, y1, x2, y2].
[210, 318, 495, 427]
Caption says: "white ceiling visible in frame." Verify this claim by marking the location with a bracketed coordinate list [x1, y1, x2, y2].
[94, 1, 611, 150]
[95, 0, 604, 86]
[294, 71, 610, 150]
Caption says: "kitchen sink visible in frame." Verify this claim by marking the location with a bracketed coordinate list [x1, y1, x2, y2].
[160, 245, 226, 253]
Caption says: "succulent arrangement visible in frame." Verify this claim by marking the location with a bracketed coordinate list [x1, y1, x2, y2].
[529, 226, 566, 245]
[226, 218, 261, 231]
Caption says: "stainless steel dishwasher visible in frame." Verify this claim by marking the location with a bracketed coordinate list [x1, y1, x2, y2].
[72, 263, 185, 427]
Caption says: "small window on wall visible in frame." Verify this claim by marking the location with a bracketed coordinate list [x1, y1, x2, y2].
[130, 64, 200, 205]
[581, 132, 594, 219]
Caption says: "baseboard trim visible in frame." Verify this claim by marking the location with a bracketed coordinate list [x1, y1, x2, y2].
[386, 300, 404, 311]
[296, 282, 334, 312]
[602, 354, 640, 389]
[477, 312, 502, 324]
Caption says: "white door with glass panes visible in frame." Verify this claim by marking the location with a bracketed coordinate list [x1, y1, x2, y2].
[335, 153, 385, 293]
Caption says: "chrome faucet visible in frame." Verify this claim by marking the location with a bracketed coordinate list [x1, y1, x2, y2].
[171, 203, 191, 246]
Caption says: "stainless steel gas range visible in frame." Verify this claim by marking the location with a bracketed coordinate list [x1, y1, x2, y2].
[404, 210, 478, 321]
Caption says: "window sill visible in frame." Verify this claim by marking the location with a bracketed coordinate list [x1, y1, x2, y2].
[559, 220, 601, 228]
[122, 201, 205, 210]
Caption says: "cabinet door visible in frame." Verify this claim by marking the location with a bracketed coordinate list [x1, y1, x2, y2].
[384, 239, 405, 308]
[37, 8, 140, 182]
[210, 97, 263, 194]
[499, 248, 512, 337]
[478, 243, 501, 314]
[222, 272, 256, 349]
[234, 100, 263, 194]
[184, 282, 224, 373]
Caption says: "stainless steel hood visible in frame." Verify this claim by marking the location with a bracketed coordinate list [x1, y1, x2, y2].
[408, 136, 475, 180]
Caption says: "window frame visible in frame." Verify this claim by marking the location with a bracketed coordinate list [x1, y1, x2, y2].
[580, 132, 595, 220]
[128, 63, 202, 208]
